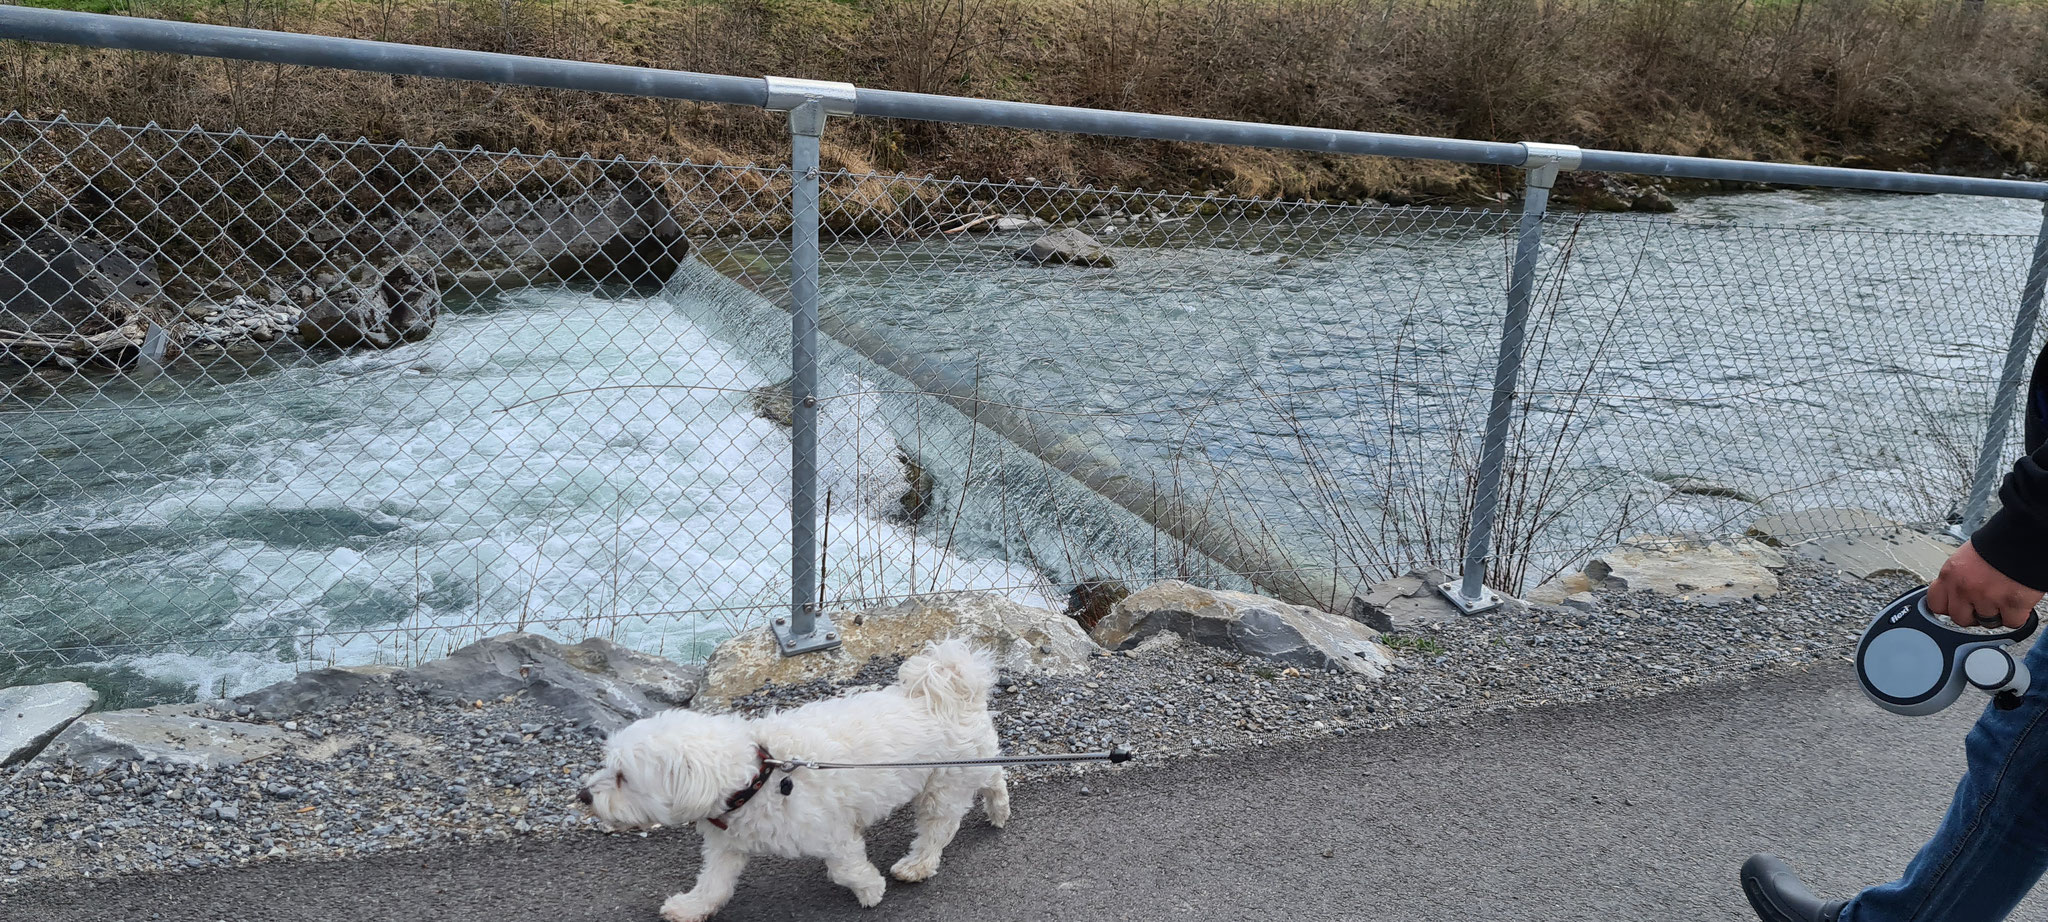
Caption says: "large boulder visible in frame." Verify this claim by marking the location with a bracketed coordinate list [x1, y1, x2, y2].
[1093, 581, 1393, 677]
[378, 262, 440, 343]
[0, 230, 159, 337]
[697, 593, 1099, 710]
[416, 179, 689, 291]
[1, 681, 99, 767]
[1746, 508, 1956, 582]
[1017, 228, 1115, 268]
[294, 262, 441, 349]
[30, 703, 290, 776]
[405, 634, 701, 732]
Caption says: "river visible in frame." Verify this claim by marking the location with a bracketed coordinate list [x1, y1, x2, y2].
[1, 189, 2039, 704]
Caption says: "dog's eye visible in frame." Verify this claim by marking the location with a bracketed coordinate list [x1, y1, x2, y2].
[615, 771, 626, 787]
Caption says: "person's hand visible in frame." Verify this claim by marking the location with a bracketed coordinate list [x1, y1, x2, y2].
[1927, 540, 2044, 629]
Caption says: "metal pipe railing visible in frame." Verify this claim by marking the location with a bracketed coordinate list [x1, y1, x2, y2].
[1573, 149, 2048, 201]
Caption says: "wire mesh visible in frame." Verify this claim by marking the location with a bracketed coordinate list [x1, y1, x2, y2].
[0, 116, 813, 701]
[1517, 209, 2038, 578]
[1, 114, 2039, 705]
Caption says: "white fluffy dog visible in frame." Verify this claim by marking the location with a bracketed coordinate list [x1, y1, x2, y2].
[577, 639, 1010, 921]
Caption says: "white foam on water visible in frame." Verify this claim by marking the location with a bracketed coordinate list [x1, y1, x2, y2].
[7, 287, 1052, 699]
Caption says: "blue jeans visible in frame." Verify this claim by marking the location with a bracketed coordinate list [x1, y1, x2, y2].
[1840, 638, 2048, 922]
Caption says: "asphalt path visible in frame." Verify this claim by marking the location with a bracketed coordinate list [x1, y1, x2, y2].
[10, 661, 2042, 922]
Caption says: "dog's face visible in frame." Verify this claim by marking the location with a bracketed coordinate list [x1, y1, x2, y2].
[575, 710, 741, 831]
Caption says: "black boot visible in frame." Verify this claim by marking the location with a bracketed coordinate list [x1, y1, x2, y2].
[1742, 854, 1848, 922]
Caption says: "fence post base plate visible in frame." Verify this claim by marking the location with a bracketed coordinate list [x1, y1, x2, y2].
[773, 611, 844, 657]
[1437, 581, 1504, 616]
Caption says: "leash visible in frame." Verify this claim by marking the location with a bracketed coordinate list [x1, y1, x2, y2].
[700, 637, 1853, 829]
[764, 745, 1134, 772]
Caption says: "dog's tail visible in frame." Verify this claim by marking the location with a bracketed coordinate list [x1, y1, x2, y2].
[897, 639, 996, 723]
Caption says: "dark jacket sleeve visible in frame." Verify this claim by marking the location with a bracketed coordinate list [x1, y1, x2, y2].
[1975, 450, 2048, 593]
[1973, 344, 2048, 592]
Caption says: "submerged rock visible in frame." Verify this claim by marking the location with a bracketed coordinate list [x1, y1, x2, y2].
[1656, 475, 1756, 503]
[895, 451, 936, 524]
[749, 377, 795, 428]
[1017, 228, 1115, 268]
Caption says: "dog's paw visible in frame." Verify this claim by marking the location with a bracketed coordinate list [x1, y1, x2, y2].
[852, 878, 886, 907]
[890, 853, 941, 883]
[985, 801, 1010, 829]
[660, 894, 718, 922]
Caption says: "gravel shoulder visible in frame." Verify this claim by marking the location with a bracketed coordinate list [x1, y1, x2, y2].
[0, 558, 1913, 892]
[9, 658, 2046, 922]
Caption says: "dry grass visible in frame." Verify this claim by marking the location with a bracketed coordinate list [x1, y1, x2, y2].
[4, 0, 2046, 198]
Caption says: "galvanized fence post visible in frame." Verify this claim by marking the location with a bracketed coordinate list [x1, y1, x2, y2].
[1960, 201, 2048, 537]
[1442, 143, 1581, 614]
[768, 77, 856, 656]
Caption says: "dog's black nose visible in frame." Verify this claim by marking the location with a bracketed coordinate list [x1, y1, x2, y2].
[577, 786, 593, 806]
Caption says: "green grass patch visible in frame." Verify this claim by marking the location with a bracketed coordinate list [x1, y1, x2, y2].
[1383, 634, 1447, 656]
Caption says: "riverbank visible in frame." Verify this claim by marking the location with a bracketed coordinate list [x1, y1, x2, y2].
[6, 0, 2045, 207]
[0, 551, 1912, 891]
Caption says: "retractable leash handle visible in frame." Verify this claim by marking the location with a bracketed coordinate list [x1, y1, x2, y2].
[1857, 586, 2038, 717]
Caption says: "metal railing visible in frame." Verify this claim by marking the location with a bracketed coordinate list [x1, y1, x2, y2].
[2, 7, 2044, 698]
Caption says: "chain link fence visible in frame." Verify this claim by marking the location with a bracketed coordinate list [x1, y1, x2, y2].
[1, 114, 2038, 703]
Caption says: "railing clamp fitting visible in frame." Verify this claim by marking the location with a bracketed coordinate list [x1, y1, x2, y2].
[1517, 142, 1581, 191]
[766, 76, 856, 138]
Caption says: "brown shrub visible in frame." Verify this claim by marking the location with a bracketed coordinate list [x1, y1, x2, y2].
[5, 0, 2046, 198]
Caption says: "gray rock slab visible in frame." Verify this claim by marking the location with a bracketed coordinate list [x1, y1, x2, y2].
[1747, 508, 1957, 581]
[408, 633, 703, 732]
[1749, 508, 1905, 545]
[1093, 581, 1391, 676]
[31, 704, 289, 776]
[1350, 569, 1470, 632]
[225, 634, 706, 734]
[0, 682, 98, 767]
[559, 637, 701, 708]
[233, 666, 401, 720]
